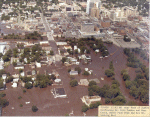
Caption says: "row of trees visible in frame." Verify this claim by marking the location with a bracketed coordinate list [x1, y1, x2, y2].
[66, 37, 109, 57]
[132, 48, 148, 61]
[19, 44, 45, 64]
[121, 69, 149, 104]
[105, 61, 115, 77]
[3, 33, 21, 39]
[88, 80, 126, 105]
[20, 74, 56, 89]
[25, 31, 43, 40]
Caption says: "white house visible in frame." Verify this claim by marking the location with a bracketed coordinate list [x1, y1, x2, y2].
[81, 96, 101, 106]
[69, 71, 78, 75]
[36, 62, 41, 68]
[12, 83, 17, 88]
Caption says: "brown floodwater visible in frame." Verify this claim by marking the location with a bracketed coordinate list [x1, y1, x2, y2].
[2, 44, 149, 116]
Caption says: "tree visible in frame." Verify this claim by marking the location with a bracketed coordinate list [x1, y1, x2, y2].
[74, 49, 78, 54]
[105, 98, 110, 104]
[39, 81, 47, 88]
[89, 90, 94, 96]
[81, 105, 89, 112]
[109, 61, 114, 71]
[70, 79, 78, 87]
[0, 80, 4, 89]
[32, 105, 38, 112]
[125, 80, 133, 89]
[111, 95, 126, 104]
[25, 82, 33, 89]
[129, 86, 139, 99]
[2, 55, 10, 62]
[105, 69, 115, 77]
[135, 73, 144, 81]
[123, 73, 130, 81]
[121, 69, 127, 75]
[61, 57, 67, 64]
[19, 69, 23, 73]
[0, 92, 6, 98]
[127, 101, 137, 106]
[50, 50, 54, 55]
[124, 35, 131, 42]
[123, 48, 130, 56]
[0, 98, 9, 107]
[83, 71, 90, 76]
[89, 81, 97, 87]
[6, 76, 14, 83]
[112, 80, 120, 87]
[75, 67, 81, 74]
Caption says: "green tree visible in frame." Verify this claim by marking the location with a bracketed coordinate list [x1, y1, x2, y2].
[121, 69, 127, 75]
[75, 67, 81, 74]
[89, 81, 97, 87]
[123, 73, 130, 81]
[61, 57, 67, 64]
[81, 105, 89, 112]
[32, 105, 38, 112]
[50, 50, 54, 55]
[105, 69, 115, 77]
[109, 61, 114, 71]
[83, 71, 90, 76]
[6, 76, 13, 83]
[125, 80, 133, 89]
[25, 82, 33, 89]
[70, 79, 78, 87]
[105, 98, 110, 104]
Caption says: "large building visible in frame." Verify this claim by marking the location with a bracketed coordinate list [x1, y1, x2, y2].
[86, 0, 101, 15]
[66, 0, 72, 5]
[90, 3, 100, 18]
[81, 22, 94, 33]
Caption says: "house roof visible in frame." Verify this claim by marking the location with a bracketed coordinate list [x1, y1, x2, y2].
[55, 88, 65, 95]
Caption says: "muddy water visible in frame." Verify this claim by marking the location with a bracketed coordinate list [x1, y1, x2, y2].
[2, 44, 148, 116]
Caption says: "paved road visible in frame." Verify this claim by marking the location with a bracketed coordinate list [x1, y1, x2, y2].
[40, 13, 61, 62]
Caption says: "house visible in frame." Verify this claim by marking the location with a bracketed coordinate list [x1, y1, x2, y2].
[12, 74, 19, 79]
[85, 55, 91, 61]
[32, 70, 36, 76]
[81, 96, 101, 106]
[26, 71, 32, 77]
[12, 83, 17, 88]
[51, 88, 67, 98]
[13, 78, 19, 83]
[0, 59, 4, 70]
[69, 71, 78, 75]
[14, 62, 24, 69]
[64, 46, 72, 50]
[36, 62, 41, 68]
[53, 79, 62, 85]
[95, 49, 99, 53]
[0, 42, 7, 55]
[30, 63, 36, 69]
[20, 72, 25, 77]
[78, 79, 89, 86]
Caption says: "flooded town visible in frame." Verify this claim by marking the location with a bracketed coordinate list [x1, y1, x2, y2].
[0, 0, 149, 116]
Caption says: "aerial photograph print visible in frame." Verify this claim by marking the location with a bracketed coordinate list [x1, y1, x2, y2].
[0, 0, 149, 116]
